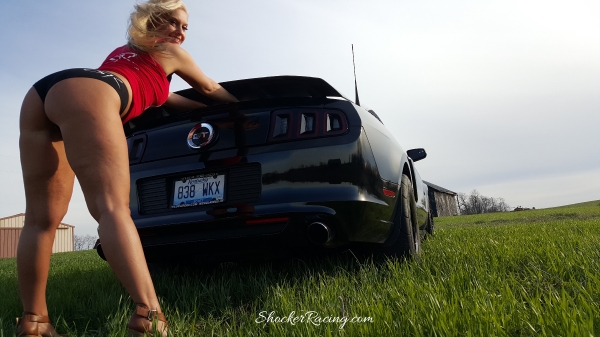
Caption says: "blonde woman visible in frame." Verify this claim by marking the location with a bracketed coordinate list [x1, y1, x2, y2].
[16, 1, 236, 336]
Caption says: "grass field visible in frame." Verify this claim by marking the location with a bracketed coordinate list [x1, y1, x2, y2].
[1, 201, 599, 336]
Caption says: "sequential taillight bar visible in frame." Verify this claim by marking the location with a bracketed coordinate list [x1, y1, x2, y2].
[268, 108, 348, 142]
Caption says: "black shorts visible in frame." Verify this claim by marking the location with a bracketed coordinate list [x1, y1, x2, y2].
[33, 68, 129, 114]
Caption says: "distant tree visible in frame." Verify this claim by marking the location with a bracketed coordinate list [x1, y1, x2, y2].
[457, 190, 510, 215]
[74, 234, 98, 251]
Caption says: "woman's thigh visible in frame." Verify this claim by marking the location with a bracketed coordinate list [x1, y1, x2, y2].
[19, 87, 75, 228]
[43, 78, 131, 220]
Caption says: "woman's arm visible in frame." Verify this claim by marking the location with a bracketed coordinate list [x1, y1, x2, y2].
[163, 92, 208, 110]
[159, 45, 238, 103]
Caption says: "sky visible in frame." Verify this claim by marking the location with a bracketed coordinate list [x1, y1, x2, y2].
[1, 0, 599, 236]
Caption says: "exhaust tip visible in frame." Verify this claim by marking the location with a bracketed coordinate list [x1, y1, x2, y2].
[307, 222, 334, 245]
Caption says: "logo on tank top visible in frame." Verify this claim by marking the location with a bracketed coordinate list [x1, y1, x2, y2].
[108, 52, 140, 71]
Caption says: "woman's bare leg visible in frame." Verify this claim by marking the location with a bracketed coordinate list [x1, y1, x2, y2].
[18, 78, 165, 334]
[18, 88, 75, 326]
[43, 78, 162, 307]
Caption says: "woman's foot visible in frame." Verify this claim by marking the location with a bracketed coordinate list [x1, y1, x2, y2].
[15, 313, 68, 337]
[127, 304, 168, 337]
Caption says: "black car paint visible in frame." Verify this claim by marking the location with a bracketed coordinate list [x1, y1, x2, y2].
[122, 76, 429, 261]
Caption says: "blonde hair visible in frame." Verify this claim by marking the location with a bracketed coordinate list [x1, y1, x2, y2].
[127, 0, 188, 53]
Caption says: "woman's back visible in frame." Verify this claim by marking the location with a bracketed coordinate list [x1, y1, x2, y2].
[98, 46, 171, 123]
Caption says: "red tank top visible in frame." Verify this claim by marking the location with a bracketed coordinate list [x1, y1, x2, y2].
[98, 46, 170, 123]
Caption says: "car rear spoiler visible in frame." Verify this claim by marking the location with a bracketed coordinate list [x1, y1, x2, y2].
[124, 76, 350, 135]
[175, 75, 349, 104]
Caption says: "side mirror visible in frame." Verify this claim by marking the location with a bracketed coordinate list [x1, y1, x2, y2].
[407, 148, 427, 162]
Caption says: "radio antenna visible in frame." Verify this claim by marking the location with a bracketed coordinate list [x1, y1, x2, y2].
[352, 44, 360, 106]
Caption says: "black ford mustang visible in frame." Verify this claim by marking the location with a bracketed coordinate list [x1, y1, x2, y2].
[96, 76, 433, 263]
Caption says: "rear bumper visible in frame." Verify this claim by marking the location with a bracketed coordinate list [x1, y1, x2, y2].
[137, 199, 393, 262]
[139, 211, 312, 262]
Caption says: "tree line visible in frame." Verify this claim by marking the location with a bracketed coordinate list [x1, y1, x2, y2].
[457, 189, 511, 215]
[74, 234, 98, 251]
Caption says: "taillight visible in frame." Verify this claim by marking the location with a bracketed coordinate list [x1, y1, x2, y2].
[383, 188, 396, 198]
[268, 108, 348, 142]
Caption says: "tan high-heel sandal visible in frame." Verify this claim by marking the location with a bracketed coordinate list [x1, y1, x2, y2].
[127, 304, 168, 337]
[15, 313, 68, 337]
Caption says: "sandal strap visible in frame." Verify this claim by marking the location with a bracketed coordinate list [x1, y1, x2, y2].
[134, 305, 167, 323]
[23, 313, 52, 323]
[16, 313, 58, 336]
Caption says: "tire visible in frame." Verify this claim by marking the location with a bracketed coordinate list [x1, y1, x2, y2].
[384, 174, 421, 258]
[426, 211, 435, 236]
[93, 239, 107, 261]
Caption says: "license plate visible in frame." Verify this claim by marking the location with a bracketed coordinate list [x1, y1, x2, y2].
[171, 173, 225, 208]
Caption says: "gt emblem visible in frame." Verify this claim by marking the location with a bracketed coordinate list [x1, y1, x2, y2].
[193, 132, 209, 139]
[187, 123, 215, 149]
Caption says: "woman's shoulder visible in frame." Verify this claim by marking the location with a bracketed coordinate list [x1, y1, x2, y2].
[152, 44, 192, 65]
[140, 44, 195, 75]
[159, 43, 188, 57]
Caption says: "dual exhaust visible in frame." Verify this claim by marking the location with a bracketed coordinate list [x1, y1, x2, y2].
[307, 222, 334, 245]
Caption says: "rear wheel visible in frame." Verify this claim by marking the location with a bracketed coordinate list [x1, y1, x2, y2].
[384, 174, 421, 258]
[426, 210, 435, 236]
[94, 239, 106, 261]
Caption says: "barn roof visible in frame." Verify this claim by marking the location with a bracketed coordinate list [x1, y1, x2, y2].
[0, 213, 25, 222]
[423, 181, 457, 196]
[0, 213, 75, 228]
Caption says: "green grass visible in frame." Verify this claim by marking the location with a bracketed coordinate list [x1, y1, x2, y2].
[1, 202, 599, 336]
